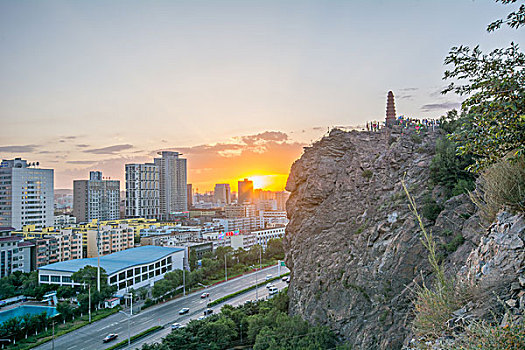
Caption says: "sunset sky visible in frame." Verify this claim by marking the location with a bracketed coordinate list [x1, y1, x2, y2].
[1, 1, 523, 192]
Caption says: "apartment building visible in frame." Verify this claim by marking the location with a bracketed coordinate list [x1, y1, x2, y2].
[86, 223, 134, 258]
[154, 151, 188, 218]
[33, 231, 83, 268]
[125, 163, 160, 219]
[73, 171, 120, 222]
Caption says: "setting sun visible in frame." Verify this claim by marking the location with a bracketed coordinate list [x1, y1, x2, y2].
[237, 174, 288, 192]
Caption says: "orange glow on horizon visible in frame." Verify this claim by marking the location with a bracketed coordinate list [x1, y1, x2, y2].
[192, 174, 289, 193]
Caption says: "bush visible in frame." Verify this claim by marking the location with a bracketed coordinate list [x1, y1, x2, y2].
[362, 170, 373, 179]
[430, 137, 475, 198]
[444, 234, 465, 253]
[470, 157, 525, 222]
[410, 133, 422, 144]
[421, 197, 443, 224]
[446, 320, 525, 350]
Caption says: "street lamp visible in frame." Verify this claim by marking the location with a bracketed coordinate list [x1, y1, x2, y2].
[124, 292, 133, 316]
[224, 251, 234, 282]
[118, 311, 131, 349]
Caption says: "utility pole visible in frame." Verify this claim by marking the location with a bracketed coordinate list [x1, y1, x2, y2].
[97, 221, 101, 292]
[88, 284, 91, 323]
[51, 322, 55, 350]
[224, 254, 227, 281]
[182, 257, 186, 297]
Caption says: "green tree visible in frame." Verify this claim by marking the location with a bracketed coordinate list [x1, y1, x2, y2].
[442, 1, 525, 171]
[265, 238, 285, 260]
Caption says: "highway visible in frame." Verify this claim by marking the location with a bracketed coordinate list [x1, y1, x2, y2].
[34, 265, 289, 350]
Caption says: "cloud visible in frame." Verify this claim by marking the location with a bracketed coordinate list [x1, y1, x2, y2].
[84, 144, 133, 154]
[312, 127, 324, 131]
[398, 94, 413, 100]
[420, 102, 461, 112]
[76, 144, 90, 148]
[66, 160, 98, 165]
[400, 87, 418, 92]
[239, 131, 288, 145]
[0, 144, 39, 153]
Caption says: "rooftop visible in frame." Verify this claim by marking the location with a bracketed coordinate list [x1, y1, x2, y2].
[38, 246, 183, 275]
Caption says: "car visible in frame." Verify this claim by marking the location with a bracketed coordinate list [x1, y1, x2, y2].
[282, 276, 289, 282]
[179, 307, 190, 315]
[200, 292, 210, 298]
[171, 323, 183, 330]
[103, 334, 118, 343]
[268, 287, 278, 295]
[197, 316, 206, 321]
[204, 308, 213, 316]
[266, 283, 274, 289]
[265, 274, 272, 280]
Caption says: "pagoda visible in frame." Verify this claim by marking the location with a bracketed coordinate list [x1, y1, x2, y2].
[385, 91, 396, 127]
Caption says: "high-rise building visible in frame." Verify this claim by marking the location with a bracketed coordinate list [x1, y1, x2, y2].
[154, 151, 187, 219]
[0, 158, 54, 230]
[214, 184, 231, 205]
[187, 184, 193, 209]
[73, 171, 120, 222]
[238, 178, 253, 204]
[275, 191, 290, 211]
[125, 163, 160, 219]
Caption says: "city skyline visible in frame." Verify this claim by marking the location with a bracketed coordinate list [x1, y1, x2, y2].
[1, 1, 523, 191]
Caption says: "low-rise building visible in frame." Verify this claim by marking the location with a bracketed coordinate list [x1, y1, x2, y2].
[38, 246, 184, 294]
[0, 227, 34, 276]
[34, 231, 83, 268]
[86, 223, 134, 258]
[230, 234, 257, 251]
[54, 214, 77, 227]
[252, 226, 285, 250]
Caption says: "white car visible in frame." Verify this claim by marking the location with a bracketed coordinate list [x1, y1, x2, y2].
[265, 274, 272, 281]
[282, 276, 289, 282]
[269, 287, 278, 295]
[171, 323, 182, 330]
[266, 283, 274, 289]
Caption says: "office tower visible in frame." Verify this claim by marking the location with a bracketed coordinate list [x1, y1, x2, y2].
[125, 163, 160, 219]
[238, 178, 253, 204]
[73, 171, 120, 222]
[154, 151, 187, 219]
[0, 158, 54, 230]
[187, 184, 193, 209]
[214, 183, 231, 205]
[386, 91, 396, 127]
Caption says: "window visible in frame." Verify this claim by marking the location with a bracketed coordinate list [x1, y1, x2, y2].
[135, 277, 140, 284]
[135, 267, 140, 274]
[119, 272, 125, 280]
[40, 275, 49, 282]
[110, 276, 117, 284]
[50, 276, 60, 283]
[142, 266, 147, 273]
[127, 270, 133, 278]
[155, 262, 160, 268]
[62, 276, 72, 283]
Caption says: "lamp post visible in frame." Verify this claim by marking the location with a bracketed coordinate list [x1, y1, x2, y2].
[182, 256, 186, 297]
[124, 292, 133, 316]
[118, 311, 131, 349]
[224, 251, 233, 282]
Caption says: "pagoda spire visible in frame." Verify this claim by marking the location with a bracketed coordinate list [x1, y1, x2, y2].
[385, 91, 396, 127]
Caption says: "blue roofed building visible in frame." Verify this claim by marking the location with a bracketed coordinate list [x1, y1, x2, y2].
[38, 246, 184, 293]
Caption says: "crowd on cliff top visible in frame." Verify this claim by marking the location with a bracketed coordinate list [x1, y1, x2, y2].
[366, 116, 439, 132]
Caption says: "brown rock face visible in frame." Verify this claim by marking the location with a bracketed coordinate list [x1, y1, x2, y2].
[283, 128, 477, 349]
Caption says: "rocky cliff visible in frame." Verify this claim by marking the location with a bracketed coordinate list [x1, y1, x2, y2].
[283, 128, 524, 349]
